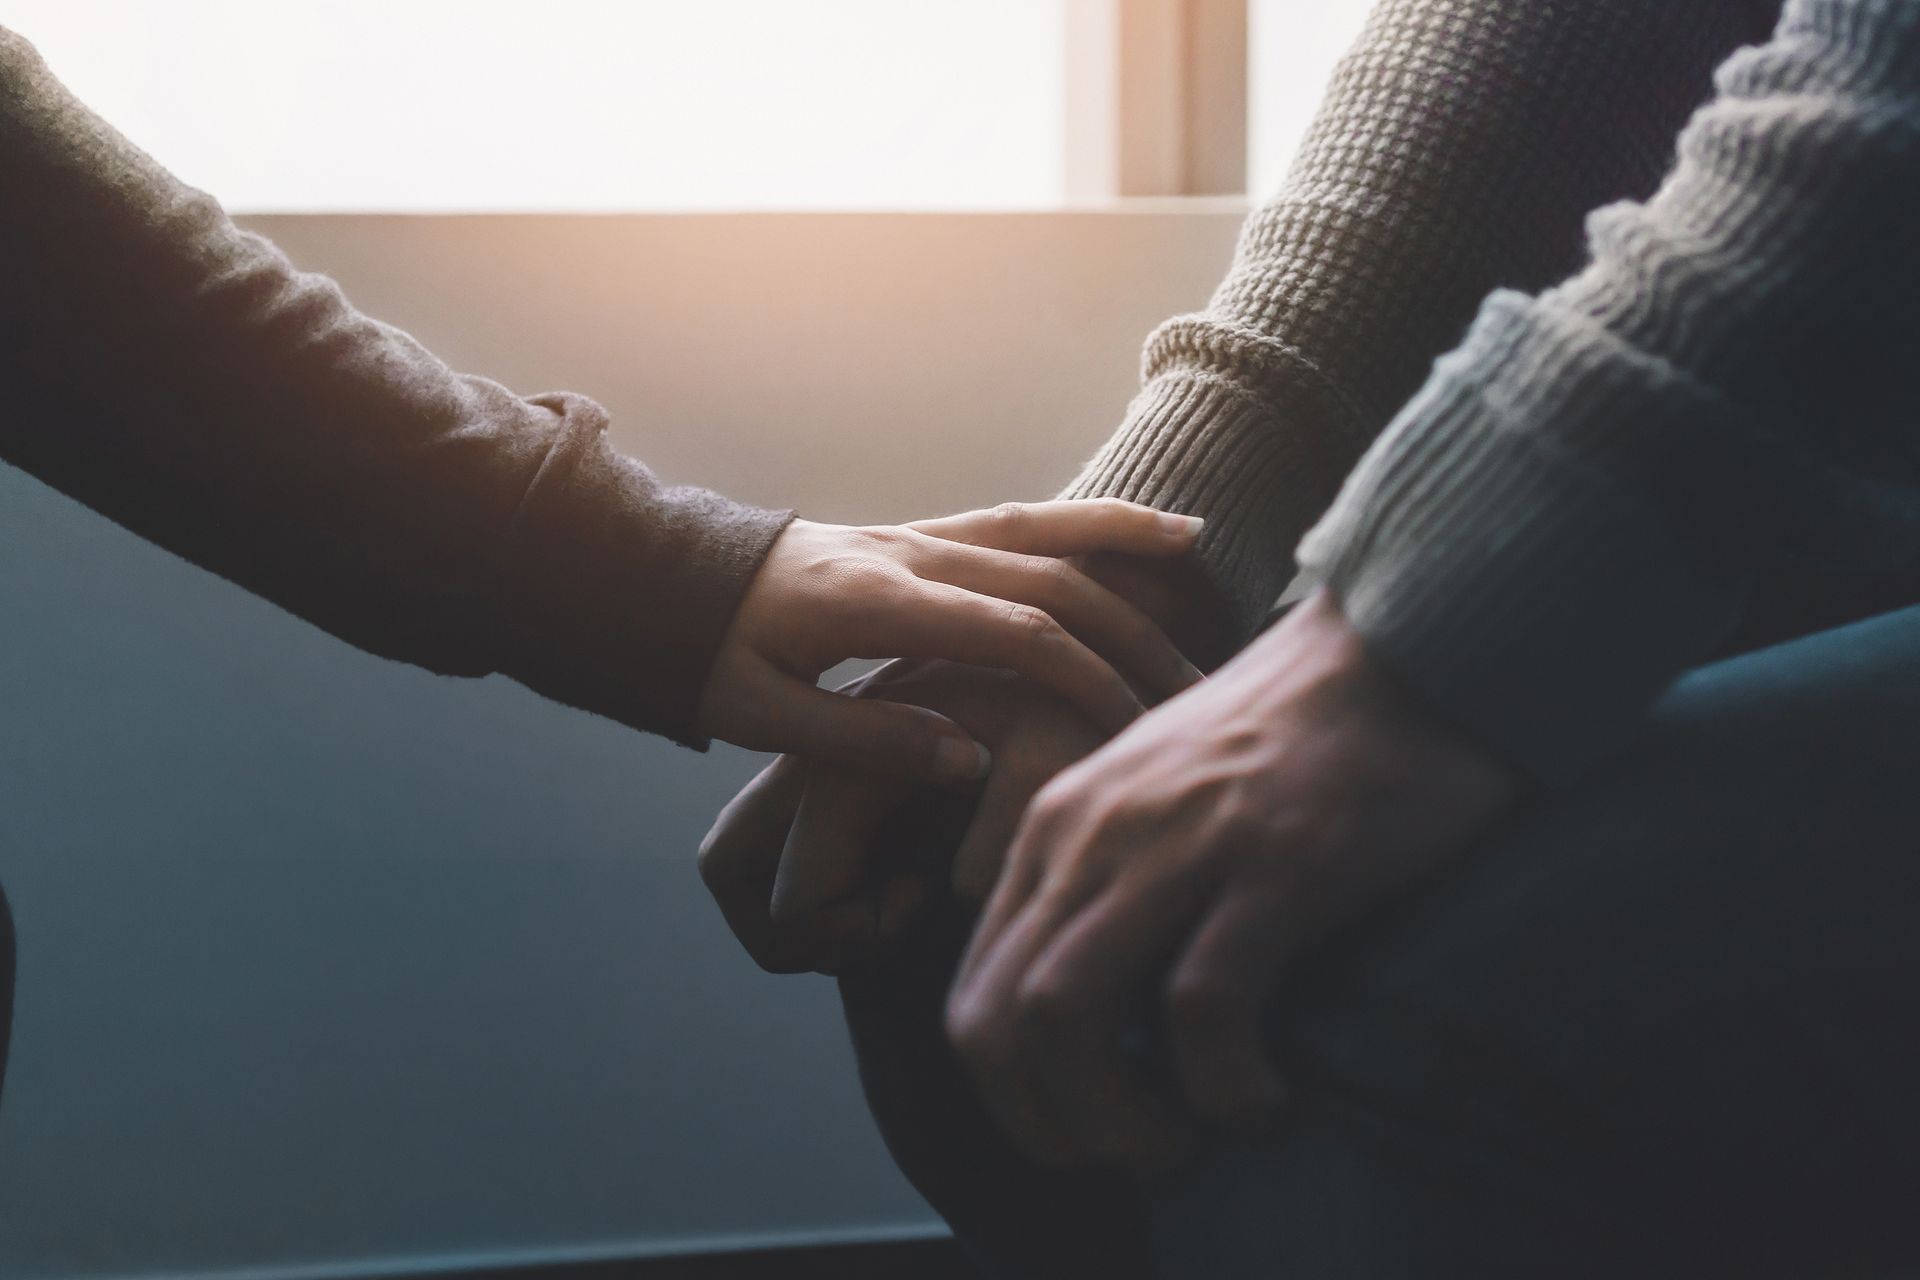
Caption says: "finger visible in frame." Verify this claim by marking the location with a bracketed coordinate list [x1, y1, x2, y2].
[908, 499, 1204, 559]
[772, 766, 913, 920]
[950, 761, 1045, 903]
[911, 539, 1203, 700]
[945, 894, 1086, 1166]
[759, 676, 993, 787]
[946, 801, 1135, 1166]
[696, 756, 810, 972]
[874, 583, 1146, 734]
[1011, 870, 1214, 1169]
[954, 800, 1063, 989]
[1164, 889, 1297, 1132]
[699, 756, 807, 888]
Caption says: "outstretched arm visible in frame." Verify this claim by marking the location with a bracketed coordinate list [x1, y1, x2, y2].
[0, 27, 791, 740]
[0, 30, 1203, 779]
[0, 27, 786, 742]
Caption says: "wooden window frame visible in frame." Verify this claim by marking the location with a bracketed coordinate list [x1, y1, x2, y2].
[1065, 0, 1249, 199]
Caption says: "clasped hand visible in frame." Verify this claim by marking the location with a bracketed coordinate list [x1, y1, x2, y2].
[695, 499, 1204, 782]
[703, 581, 1517, 1172]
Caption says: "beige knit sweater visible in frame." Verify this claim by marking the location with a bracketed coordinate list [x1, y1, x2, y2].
[1069, 0, 1920, 782]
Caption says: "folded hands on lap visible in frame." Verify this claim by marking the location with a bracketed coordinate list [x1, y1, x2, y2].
[701, 529, 1518, 1174]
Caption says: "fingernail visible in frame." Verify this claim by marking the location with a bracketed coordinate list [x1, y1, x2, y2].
[936, 737, 992, 784]
[1160, 512, 1205, 538]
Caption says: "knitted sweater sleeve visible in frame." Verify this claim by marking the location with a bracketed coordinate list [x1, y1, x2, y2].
[1297, 0, 1920, 784]
[0, 28, 792, 746]
[1064, 0, 1779, 639]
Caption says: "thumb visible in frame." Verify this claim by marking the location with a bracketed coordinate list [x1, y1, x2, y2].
[949, 762, 1043, 903]
[771, 765, 912, 921]
[774, 680, 992, 788]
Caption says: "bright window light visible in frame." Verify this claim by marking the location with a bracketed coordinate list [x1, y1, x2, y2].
[4, 0, 1069, 211]
[1247, 0, 1375, 198]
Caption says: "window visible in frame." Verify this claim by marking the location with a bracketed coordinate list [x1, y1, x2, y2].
[1247, 0, 1375, 197]
[6, 0, 1069, 211]
[6, 0, 1377, 210]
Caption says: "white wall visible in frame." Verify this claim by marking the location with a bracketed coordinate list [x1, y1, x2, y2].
[0, 209, 1244, 1279]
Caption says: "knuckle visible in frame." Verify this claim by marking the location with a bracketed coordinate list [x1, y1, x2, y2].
[990, 501, 1030, 529]
[733, 923, 808, 975]
[697, 833, 758, 892]
[1003, 602, 1060, 645]
[1007, 755, 1071, 808]
[1012, 971, 1075, 1030]
[1025, 555, 1078, 603]
[848, 526, 914, 568]
[752, 946, 811, 976]
[1027, 776, 1081, 828]
[694, 840, 724, 887]
[944, 996, 1004, 1063]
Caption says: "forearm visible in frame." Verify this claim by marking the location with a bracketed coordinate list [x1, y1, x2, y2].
[0, 29, 789, 743]
[1065, 0, 1779, 641]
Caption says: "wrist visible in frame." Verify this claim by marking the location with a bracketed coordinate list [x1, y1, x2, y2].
[1261, 585, 1371, 670]
[1254, 588, 1525, 800]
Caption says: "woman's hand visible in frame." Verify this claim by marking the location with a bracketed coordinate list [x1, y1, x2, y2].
[695, 500, 1205, 784]
[945, 588, 1520, 1172]
[699, 545, 1237, 976]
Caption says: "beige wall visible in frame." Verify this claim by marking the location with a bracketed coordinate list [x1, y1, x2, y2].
[1, 210, 1255, 1275]
[244, 209, 1247, 523]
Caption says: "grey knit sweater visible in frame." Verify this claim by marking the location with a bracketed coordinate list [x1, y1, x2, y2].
[0, 28, 792, 747]
[1070, 0, 1920, 783]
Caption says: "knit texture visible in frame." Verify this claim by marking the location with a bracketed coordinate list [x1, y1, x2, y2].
[1066, 0, 1782, 640]
[0, 28, 792, 746]
[1296, 0, 1920, 782]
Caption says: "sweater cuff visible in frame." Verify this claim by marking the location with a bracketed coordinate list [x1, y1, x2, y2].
[1295, 296, 1754, 788]
[492, 394, 794, 748]
[1062, 362, 1358, 645]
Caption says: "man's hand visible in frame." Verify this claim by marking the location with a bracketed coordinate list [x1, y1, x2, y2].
[945, 587, 1520, 1172]
[699, 548, 1237, 977]
[699, 661, 1106, 975]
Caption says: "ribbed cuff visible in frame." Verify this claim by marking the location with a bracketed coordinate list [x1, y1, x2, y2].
[1062, 357, 1359, 645]
[493, 395, 795, 748]
[1296, 294, 1757, 788]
